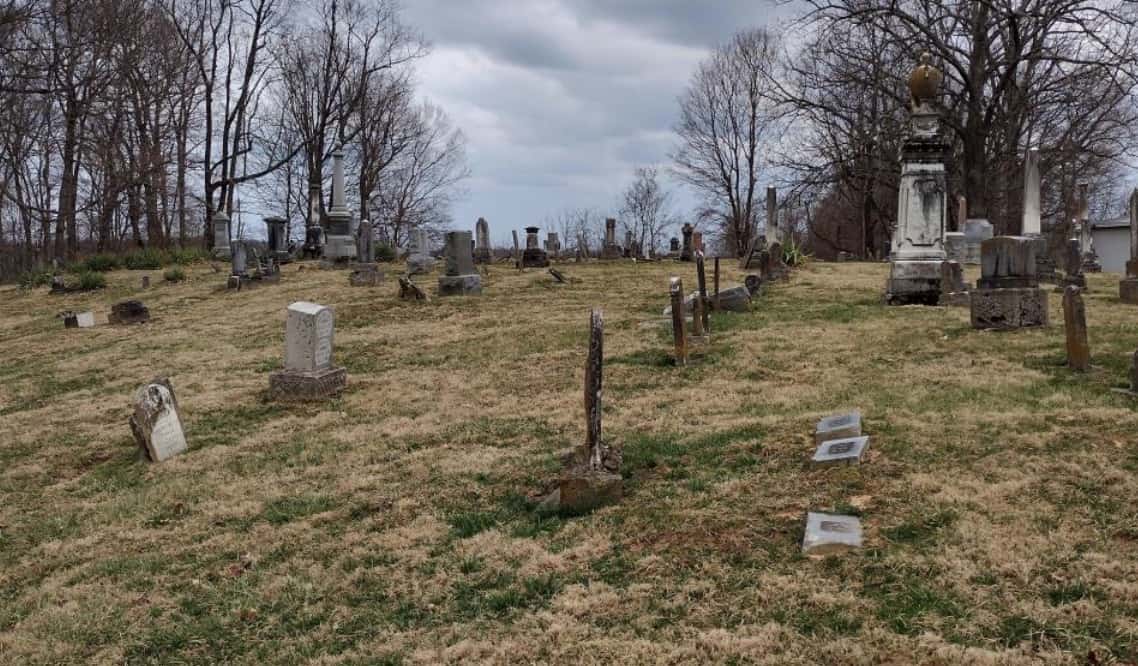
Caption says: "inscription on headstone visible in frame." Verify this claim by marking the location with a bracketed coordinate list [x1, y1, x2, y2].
[811, 435, 870, 466]
[802, 512, 863, 555]
[815, 410, 862, 446]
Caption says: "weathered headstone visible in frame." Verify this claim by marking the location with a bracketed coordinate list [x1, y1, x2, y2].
[129, 378, 188, 462]
[545, 231, 561, 258]
[474, 217, 492, 264]
[815, 411, 862, 446]
[551, 309, 622, 513]
[680, 223, 694, 262]
[670, 277, 687, 366]
[302, 176, 324, 259]
[1022, 149, 1041, 236]
[110, 300, 150, 325]
[212, 210, 232, 259]
[765, 187, 778, 244]
[970, 236, 1048, 330]
[1077, 183, 1102, 273]
[885, 53, 948, 305]
[962, 219, 994, 265]
[744, 274, 762, 295]
[1062, 286, 1090, 372]
[944, 232, 967, 264]
[522, 226, 550, 268]
[802, 512, 863, 555]
[322, 148, 358, 265]
[268, 302, 348, 401]
[63, 311, 96, 328]
[349, 219, 383, 287]
[1060, 237, 1086, 289]
[265, 216, 290, 263]
[406, 229, 436, 275]
[438, 231, 482, 296]
[228, 241, 248, 290]
[601, 218, 622, 259]
[812, 436, 870, 466]
[1120, 188, 1138, 304]
[669, 237, 680, 258]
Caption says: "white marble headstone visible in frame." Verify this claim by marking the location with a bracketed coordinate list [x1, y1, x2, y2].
[815, 410, 862, 445]
[812, 436, 870, 466]
[802, 512, 863, 555]
[130, 381, 188, 462]
[284, 301, 334, 373]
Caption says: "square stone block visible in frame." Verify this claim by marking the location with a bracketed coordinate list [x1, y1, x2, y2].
[269, 367, 347, 402]
[438, 274, 482, 296]
[812, 435, 870, 466]
[1121, 278, 1138, 304]
[559, 470, 622, 514]
[802, 512, 863, 555]
[815, 411, 862, 446]
[970, 287, 1048, 330]
[285, 302, 334, 373]
[886, 260, 942, 305]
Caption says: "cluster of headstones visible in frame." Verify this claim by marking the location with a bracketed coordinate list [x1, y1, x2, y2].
[803, 411, 870, 555]
[665, 253, 766, 365]
[61, 300, 150, 329]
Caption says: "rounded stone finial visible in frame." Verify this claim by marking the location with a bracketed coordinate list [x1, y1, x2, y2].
[908, 51, 942, 106]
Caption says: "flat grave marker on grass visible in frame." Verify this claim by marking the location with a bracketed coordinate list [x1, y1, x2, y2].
[811, 435, 870, 466]
[802, 512, 863, 555]
[815, 410, 862, 446]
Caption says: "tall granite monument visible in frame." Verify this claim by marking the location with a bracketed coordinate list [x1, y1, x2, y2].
[322, 149, 357, 265]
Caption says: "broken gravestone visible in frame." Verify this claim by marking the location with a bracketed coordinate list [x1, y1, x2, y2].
[110, 300, 150, 325]
[812, 436, 870, 466]
[802, 512, 863, 555]
[129, 378, 188, 462]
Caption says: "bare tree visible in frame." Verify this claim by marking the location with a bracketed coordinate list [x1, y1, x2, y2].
[672, 28, 778, 258]
[619, 166, 676, 256]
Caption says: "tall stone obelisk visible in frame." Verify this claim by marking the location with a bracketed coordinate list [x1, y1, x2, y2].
[885, 53, 948, 305]
[322, 148, 357, 265]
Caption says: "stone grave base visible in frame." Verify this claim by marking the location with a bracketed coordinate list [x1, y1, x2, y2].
[349, 264, 384, 287]
[1120, 278, 1138, 304]
[885, 260, 942, 305]
[970, 287, 1048, 330]
[269, 366, 347, 401]
[406, 255, 436, 275]
[438, 274, 482, 296]
[322, 235, 357, 264]
[521, 249, 550, 268]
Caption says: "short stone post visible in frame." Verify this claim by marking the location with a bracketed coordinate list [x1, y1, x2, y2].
[696, 251, 710, 332]
[1062, 286, 1090, 371]
[670, 277, 687, 366]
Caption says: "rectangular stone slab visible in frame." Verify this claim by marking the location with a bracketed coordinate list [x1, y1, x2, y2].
[802, 512, 863, 555]
[815, 411, 862, 445]
[812, 435, 870, 466]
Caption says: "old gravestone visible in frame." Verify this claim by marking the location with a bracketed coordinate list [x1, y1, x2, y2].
[268, 302, 348, 401]
[63, 311, 96, 328]
[938, 260, 969, 307]
[970, 236, 1048, 330]
[212, 209, 232, 259]
[1062, 286, 1090, 372]
[265, 215, 290, 263]
[349, 219, 383, 287]
[406, 229, 436, 275]
[474, 217, 492, 264]
[802, 512, 863, 555]
[129, 378, 188, 462]
[601, 218, 622, 260]
[815, 411, 862, 446]
[322, 149, 357, 265]
[812, 435, 870, 466]
[522, 226, 550, 268]
[438, 230, 482, 296]
[680, 223, 694, 262]
[110, 300, 150, 325]
[670, 277, 687, 366]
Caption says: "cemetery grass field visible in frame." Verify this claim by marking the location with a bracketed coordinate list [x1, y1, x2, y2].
[2, 259, 1137, 665]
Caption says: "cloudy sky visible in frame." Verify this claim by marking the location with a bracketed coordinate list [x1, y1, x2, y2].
[400, 0, 792, 245]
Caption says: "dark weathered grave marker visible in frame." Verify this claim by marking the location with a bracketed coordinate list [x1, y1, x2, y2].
[1062, 286, 1090, 371]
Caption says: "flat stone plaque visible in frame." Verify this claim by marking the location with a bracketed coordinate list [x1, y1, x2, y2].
[812, 435, 870, 466]
[815, 410, 862, 445]
[802, 512, 863, 555]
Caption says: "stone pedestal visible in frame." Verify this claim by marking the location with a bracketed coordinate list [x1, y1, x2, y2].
[406, 229, 436, 275]
[269, 302, 347, 401]
[945, 232, 966, 264]
[522, 226, 550, 268]
[601, 218, 622, 260]
[438, 274, 482, 296]
[970, 237, 1047, 329]
[886, 260, 943, 305]
[438, 231, 482, 296]
[558, 470, 622, 514]
[322, 150, 357, 265]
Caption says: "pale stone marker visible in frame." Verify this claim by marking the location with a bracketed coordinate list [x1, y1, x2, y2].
[802, 512, 863, 555]
[322, 148, 357, 264]
[64, 311, 96, 328]
[269, 302, 348, 401]
[130, 378, 188, 462]
[1022, 149, 1041, 236]
[812, 436, 870, 466]
[815, 410, 861, 446]
[438, 231, 482, 296]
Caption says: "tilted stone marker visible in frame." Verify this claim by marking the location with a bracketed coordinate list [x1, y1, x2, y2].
[1062, 286, 1090, 372]
[1120, 188, 1138, 304]
[554, 308, 622, 513]
[549, 267, 570, 284]
[815, 410, 862, 446]
[970, 236, 1048, 330]
[670, 277, 688, 366]
[130, 378, 188, 463]
[812, 435, 870, 466]
[695, 252, 710, 332]
[63, 311, 96, 328]
[438, 231, 482, 296]
[110, 300, 150, 325]
[802, 512, 863, 555]
[269, 302, 348, 401]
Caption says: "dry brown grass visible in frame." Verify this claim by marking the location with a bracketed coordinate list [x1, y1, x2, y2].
[0, 258, 1136, 664]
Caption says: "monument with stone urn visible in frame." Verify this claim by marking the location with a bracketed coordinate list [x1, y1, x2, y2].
[970, 236, 1048, 330]
[438, 230, 482, 296]
[321, 149, 358, 266]
[522, 226, 550, 268]
[1120, 189, 1138, 304]
[885, 53, 949, 305]
[269, 302, 348, 401]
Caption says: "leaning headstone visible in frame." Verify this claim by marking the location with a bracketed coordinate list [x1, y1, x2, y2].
[63, 311, 96, 328]
[970, 236, 1048, 330]
[815, 411, 862, 446]
[802, 512, 863, 555]
[268, 302, 348, 401]
[406, 229, 436, 275]
[1120, 188, 1138, 304]
[474, 217, 492, 264]
[522, 226, 550, 268]
[129, 378, 188, 463]
[110, 300, 150, 325]
[812, 436, 870, 466]
[438, 231, 482, 296]
[549, 267, 570, 284]
[551, 309, 622, 513]
[1062, 286, 1090, 372]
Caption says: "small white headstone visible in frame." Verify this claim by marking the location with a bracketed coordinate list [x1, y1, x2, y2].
[815, 410, 862, 445]
[802, 512, 862, 555]
[76, 312, 95, 328]
[129, 379, 188, 462]
[812, 436, 870, 466]
[284, 301, 334, 373]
